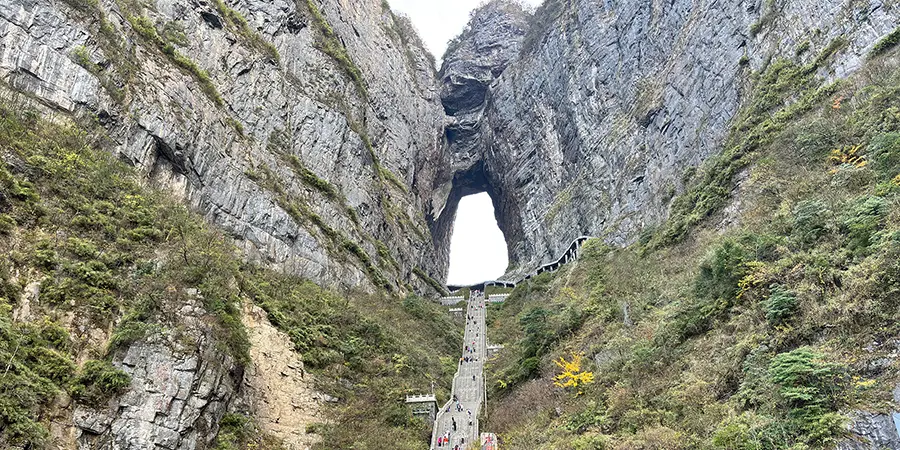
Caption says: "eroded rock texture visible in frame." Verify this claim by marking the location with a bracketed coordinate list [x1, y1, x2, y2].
[0, 0, 448, 295]
[237, 302, 322, 450]
[438, 0, 900, 279]
[430, 0, 529, 269]
[1, 0, 448, 447]
[72, 297, 239, 450]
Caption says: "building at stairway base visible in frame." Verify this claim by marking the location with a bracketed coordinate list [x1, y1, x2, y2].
[406, 395, 438, 425]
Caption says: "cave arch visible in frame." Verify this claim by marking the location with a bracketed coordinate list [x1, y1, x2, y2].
[445, 192, 509, 285]
[430, 160, 520, 284]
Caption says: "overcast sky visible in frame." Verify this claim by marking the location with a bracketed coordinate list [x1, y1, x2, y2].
[386, 1, 539, 285]
[388, 0, 543, 62]
[443, 193, 509, 285]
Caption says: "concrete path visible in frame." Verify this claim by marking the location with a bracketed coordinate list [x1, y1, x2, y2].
[431, 292, 486, 450]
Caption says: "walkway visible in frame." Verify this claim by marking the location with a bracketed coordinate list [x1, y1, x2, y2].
[431, 291, 486, 449]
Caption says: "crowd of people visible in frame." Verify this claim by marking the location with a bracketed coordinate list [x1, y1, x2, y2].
[434, 291, 486, 450]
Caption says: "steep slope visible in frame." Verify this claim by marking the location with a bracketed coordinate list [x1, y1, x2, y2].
[0, 0, 449, 294]
[439, 0, 900, 280]
[480, 21, 900, 450]
[0, 106, 461, 449]
[0, 0, 466, 448]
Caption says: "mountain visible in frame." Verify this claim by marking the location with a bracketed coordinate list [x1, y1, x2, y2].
[1, 0, 900, 448]
[438, 0, 900, 280]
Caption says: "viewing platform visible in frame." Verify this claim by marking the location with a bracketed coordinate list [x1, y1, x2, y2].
[440, 295, 466, 305]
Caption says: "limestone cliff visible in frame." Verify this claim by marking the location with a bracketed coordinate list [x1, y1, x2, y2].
[429, 0, 529, 271]
[0, 0, 449, 294]
[0, 0, 450, 448]
[438, 0, 900, 279]
[4, 0, 900, 448]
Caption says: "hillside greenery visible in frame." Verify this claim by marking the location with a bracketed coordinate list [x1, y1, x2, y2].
[482, 44, 900, 449]
[0, 103, 460, 449]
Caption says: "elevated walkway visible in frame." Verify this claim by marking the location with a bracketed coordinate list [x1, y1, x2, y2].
[431, 291, 486, 449]
[446, 236, 594, 294]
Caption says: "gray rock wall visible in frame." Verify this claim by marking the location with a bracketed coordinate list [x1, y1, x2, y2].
[430, 0, 529, 270]
[0, 0, 449, 447]
[0, 0, 449, 294]
[440, 0, 900, 279]
[72, 298, 238, 450]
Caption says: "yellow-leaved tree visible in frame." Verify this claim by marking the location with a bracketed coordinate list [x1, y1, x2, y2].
[554, 352, 594, 396]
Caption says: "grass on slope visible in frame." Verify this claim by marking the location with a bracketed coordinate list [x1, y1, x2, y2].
[0, 104, 249, 446]
[240, 271, 463, 449]
[482, 48, 900, 449]
[0, 104, 462, 449]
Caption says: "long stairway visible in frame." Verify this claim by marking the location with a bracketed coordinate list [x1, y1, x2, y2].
[431, 291, 486, 449]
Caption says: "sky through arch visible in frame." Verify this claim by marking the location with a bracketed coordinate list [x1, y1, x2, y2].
[446, 193, 509, 286]
[385, 1, 538, 284]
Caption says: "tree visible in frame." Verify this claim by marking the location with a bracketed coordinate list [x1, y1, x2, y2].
[554, 352, 594, 396]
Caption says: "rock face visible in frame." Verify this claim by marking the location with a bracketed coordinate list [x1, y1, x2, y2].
[838, 410, 900, 450]
[0, 0, 449, 294]
[1, 0, 449, 447]
[237, 302, 322, 450]
[5, 0, 900, 447]
[438, 0, 900, 279]
[73, 298, 239, 450]
[430, 0, 529, 268]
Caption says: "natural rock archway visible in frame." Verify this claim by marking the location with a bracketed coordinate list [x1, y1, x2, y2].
[427, 1, 529, 281]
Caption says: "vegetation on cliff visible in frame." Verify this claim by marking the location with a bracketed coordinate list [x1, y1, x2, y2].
[482, 42, 900, 449]
[0, 104, 460, 449]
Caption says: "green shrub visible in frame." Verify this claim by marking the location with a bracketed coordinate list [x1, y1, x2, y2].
[401, 294, 430, 319]
[571, 433, 612, 450]
[224, 117, 245, 137]
[712, 412, 777, 450]
[71, 45, 98, 73]
[0, 261, 21, 303]
[841, 195, 886, 254]
[520, 307, 553, 358]
[71, 359, 131, 405]
[869, 132, 900, 179]
[669, 238, 764, 340]
[108, 303, 161, 352]
[0, 316, 76, 447]
[764, 285, 798, 326]
[375, 240, 398, 269]
[792, 200, 830, 246]
[0, 213, 15, 234]
[565, 402, 608, 433]
[695, 239, 750, 302]
[768, 347, 847, 444]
